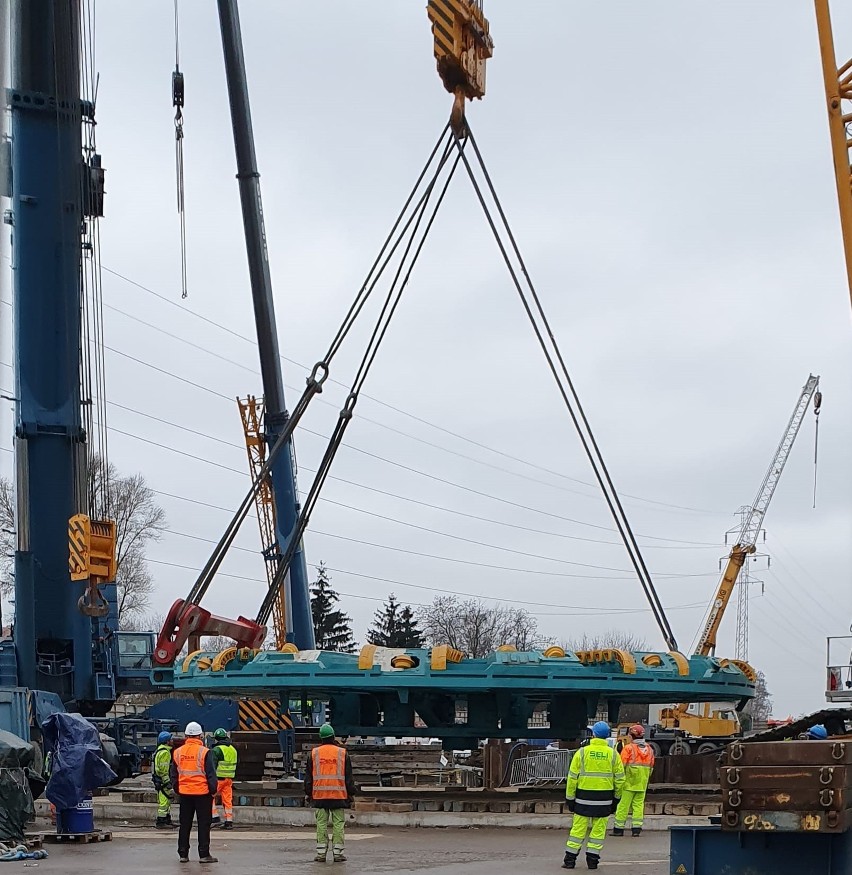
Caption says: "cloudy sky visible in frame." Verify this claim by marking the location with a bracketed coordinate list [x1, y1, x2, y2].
[2, 1, 851, 718]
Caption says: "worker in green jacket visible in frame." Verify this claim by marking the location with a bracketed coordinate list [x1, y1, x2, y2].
[564, 722, 625, 870]
[153, 731, 178, 829]
[210, 728, 238, 829]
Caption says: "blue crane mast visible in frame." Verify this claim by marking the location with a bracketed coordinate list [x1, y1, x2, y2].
[3, 0, 151, 719]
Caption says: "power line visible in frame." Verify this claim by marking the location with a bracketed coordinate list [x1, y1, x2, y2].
[102, 419, 715, 578]
[99, 266, 725, 516]
[97, 353, 714, 546]
[145, 542, 707, 618]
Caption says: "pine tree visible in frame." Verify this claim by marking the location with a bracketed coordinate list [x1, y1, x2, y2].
[368, 594, 425, 648]
[310, 563, 355, 653]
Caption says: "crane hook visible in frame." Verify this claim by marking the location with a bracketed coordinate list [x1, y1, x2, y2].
[78, 581, 110, 618]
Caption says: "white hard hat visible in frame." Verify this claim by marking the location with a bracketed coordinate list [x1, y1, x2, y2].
[185, 721, 203, 737]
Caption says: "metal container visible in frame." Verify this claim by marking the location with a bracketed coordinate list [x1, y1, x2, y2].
[726, 740, 852, 766]
[670, 825, 852, 874]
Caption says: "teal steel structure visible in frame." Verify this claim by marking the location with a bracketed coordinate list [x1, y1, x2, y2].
[153, 647, 755, 747]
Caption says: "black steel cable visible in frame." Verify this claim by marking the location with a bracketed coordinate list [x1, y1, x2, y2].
[452, 124, 678, 651]
[255, 141, 462, 627]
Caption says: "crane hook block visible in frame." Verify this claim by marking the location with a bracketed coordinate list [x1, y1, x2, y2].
[69, 513, 117, 582]
[427, 0, 493, 102]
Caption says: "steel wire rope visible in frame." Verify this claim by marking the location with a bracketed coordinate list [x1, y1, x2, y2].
[173, 125, 457, 618]
[94, 267, 725, 517]
[255, 134, 462, 628]
[451, 123, 678, 650]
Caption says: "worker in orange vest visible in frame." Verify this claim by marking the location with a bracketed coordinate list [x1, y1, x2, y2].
[612, 724, 655, 837]
[304, 723, 356, 863]
[169, 721, 219, 864]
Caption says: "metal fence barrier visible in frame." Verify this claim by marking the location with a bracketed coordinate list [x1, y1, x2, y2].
[508, 749, 572, 787]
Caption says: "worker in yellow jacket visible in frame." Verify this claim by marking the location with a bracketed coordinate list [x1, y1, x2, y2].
[612, 724, 655, 837]
[564, 721, 625, 870]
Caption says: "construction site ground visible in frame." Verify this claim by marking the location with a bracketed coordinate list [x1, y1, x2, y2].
[26, 822, 671, 873]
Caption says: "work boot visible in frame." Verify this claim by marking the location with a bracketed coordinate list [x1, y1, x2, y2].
[222, 821, 233, 831]
[179, 856, 189, 864]
[164, 815, 179, 830]
[586, 853, 600, 870]
[155, 817, 169, 830]
[632, 827, 642, 837]
[333, 854, 347, 863]
[611, 826, 624, 836]
[199, 856, 219, 864]
[314, 850, 328, 862]
[210, 816, 222, 829]
[562, 851, 577, 869]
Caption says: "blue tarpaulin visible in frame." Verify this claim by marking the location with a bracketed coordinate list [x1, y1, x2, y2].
[42, 713, 116, 810]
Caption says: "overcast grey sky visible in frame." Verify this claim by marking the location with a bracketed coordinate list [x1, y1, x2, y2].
[2, 1, 851, 718]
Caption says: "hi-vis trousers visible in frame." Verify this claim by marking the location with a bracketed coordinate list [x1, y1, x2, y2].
[566, 814, 608, 858]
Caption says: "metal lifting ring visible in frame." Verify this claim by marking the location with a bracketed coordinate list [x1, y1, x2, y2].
[820, 767, 834, 785]
[724, 812, 739, 828]
[308, 361, 329, 389]
[727, 768, 740, 786]
[820, 788, 835, 808]
[341, 392, 357, 418]
[728, 789, 741, 808]
[730, 743, 743, 762]
[832, 743, 846, 761]
[828, 811, 839, 828]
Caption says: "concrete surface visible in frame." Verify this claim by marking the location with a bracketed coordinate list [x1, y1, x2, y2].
[27, 825, 671, 873]
[35, 798, 709, 832]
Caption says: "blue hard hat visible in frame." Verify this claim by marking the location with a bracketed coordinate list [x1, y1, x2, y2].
[807, 724, 828, 740]
[158, 731, 173, 744]
[592, 721, 611, 739]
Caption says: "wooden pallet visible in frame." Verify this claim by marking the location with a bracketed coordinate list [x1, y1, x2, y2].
[40, 830, 113, 844]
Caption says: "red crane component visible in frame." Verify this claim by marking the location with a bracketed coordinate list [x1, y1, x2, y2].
[154, 599, 266, 667]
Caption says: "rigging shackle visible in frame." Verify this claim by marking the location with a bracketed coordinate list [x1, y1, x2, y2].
[172, 69, 185, 112]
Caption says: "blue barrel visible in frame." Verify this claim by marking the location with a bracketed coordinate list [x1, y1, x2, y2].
[57, 795, 94, 834]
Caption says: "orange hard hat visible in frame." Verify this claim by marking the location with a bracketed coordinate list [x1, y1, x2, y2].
[629, 724, 645, 738]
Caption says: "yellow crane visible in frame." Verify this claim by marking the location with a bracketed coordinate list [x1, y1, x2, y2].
[658, 376, 821, 739]
[814, 0, 852, 310]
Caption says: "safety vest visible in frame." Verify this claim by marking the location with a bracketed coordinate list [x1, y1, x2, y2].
[173, 738, 210, 795]
[216, 743, 238, 779]
[621, 739, 655, 792]
[154, 744, 172, 780]
[567, 738, 624, 818]
[311, 744, 348, 801]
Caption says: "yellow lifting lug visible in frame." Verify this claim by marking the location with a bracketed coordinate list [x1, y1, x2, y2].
[431, 644, 464, 671]
[427, 0, 493, 134]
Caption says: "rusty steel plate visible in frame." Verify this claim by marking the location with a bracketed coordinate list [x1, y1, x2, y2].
[725, 740, 852, 766]
[721, 764, 851, 789]
[722, 807, 852, 833]
[723, 785, 851, 812]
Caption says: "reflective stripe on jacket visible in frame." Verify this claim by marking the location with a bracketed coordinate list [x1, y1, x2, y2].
[620, 739, 655, 792]
[173, 738, 211, 795]
[566, 738, 625, 818]
[310, 744, 348, 801]
[216, 743, 238, 779]
[154, 744, 172, 780]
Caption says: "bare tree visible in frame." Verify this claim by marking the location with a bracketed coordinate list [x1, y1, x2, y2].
[0, 457, 165, 624]
[564, 630, 650, 652]
[423, 596, 541, 657]
[0, 479, 13, 598]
